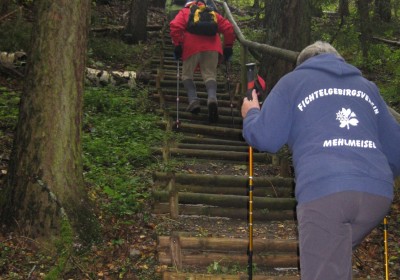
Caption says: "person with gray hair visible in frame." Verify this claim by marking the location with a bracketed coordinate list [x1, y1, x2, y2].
[296, 40, 342, 65]
[241, 41, 400, 279]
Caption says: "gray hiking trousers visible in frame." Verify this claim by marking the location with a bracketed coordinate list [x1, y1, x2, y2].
[297, 191, 391, 280]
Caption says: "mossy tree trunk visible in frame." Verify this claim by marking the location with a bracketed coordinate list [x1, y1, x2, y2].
[0, 0, 98, 243]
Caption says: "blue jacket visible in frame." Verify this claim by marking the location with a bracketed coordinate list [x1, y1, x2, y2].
[243, 54, 400, 204]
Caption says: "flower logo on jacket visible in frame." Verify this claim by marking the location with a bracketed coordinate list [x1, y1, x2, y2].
[336, 108, 359, 129]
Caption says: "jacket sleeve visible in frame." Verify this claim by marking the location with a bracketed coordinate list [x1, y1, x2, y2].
[216, 13, 235, 47]
[377, 100, 400, 177]
[242, 90, 292, 153]
[169, 9, 187, 46]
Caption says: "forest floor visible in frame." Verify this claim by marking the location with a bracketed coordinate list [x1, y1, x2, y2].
[0, 1, 400, 280]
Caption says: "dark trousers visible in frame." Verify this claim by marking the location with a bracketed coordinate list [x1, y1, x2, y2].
[297, 191, 391, 280]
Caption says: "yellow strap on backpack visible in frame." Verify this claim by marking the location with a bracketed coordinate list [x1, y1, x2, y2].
[193, 5, 217, 24]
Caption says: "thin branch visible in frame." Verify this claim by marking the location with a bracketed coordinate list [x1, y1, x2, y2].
[0, 8, 20, 22]
[372, 36, 400, 47]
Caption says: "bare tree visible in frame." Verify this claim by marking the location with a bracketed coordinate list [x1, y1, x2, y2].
[0, 0, 98, 242]
[124, 0, 148, 44]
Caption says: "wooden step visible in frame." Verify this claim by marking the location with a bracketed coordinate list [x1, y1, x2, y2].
[151, 88, 234, 100]
[157, 234, 299, 269]
[162, 272, 300, 280]
[153, 191, 296, 210]
[152, 203, 295, 220]
[156, 109, 242, 127]
[153, 172, 294, 190]
[162, 272, 381, 280]
[149, 78, 227, 90]
[152, 147, 271, 162]
[156, 120, 244, 140]
[152, 93, 239, 108]
[180, 136, 247, 146]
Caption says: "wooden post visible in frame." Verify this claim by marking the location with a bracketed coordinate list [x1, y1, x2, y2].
[158, 66, 179, 219]
[279, 156, 291, 178]
[170, 232, 183, 270]
[157, 70, 165, 110]
[168, 174, 179, 219]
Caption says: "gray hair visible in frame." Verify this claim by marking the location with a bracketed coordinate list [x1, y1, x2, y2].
[296, 41, 342, 66]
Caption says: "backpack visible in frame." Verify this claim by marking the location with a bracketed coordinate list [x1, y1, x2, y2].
[186, 0, 218, 36]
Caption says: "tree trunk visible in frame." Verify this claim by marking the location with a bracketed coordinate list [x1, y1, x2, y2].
[374, 0, 391, 22]
[261, 0, 311, 94]
[124, 0, 148, 44]
[338, 0, 350, 17]
[0, 0, 98, 243]
[1, 0, 10, 15]
[356, 0, 372, 63]
[150, 0, 166, 8]
[253, 0, 260, 9]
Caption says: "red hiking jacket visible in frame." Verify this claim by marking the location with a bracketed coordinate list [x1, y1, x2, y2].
[169, 2, 236, 61]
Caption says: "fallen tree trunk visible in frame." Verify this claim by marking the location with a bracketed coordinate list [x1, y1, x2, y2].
[85, 67, 137, 88]
[0, 51, 26, 77]
[0, 51, 152, 86]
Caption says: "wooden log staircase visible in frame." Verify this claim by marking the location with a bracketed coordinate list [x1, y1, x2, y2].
[148, 22, 301, 279]
[147, 5, 384, 279]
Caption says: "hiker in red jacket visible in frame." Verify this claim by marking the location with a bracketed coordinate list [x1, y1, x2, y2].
[170, 0, 235, 123]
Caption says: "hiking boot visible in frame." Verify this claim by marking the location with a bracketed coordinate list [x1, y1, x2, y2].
[186, 99, 201, 114]
[208, 98, 218, 123]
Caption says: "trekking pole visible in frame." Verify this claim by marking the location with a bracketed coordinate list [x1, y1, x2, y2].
[225, 61, 235, 128]
[245, 62, 257, 280]
[383, 216, 389, 280]
[176, 59, 181, 128]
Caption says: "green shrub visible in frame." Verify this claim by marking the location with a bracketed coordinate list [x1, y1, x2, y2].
[82, 86, 164, 216]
